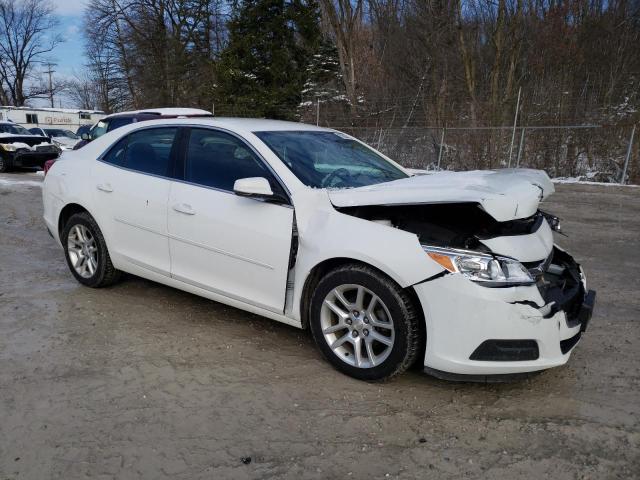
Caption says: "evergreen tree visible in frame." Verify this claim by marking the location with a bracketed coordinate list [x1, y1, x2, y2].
[216, 0, 323, 120]
[298, 39, 345, 124]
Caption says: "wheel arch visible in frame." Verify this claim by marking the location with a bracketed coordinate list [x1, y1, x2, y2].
[58, 203, 93, 238]
[299, 257, 423, 334]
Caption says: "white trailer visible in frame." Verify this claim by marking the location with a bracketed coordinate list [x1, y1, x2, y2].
[0, 106, 106, 133]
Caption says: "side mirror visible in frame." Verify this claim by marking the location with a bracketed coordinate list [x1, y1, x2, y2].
[233, 177, 274, 198]
[81, 132, 90, 140]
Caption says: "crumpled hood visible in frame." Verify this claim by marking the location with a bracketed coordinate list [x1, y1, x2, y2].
[328, 168, 554, 222]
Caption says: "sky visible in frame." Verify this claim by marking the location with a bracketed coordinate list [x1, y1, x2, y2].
[31, 0, 89, 107]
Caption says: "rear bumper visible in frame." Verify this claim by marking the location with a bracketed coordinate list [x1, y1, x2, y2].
[414, 246, 595, 376]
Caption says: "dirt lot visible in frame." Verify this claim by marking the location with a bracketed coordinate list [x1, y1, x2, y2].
[1, 171, 639, 479]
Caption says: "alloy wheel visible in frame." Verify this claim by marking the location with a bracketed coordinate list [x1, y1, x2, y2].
[320, 284, 395, 368]
[67, 224, 98, 278]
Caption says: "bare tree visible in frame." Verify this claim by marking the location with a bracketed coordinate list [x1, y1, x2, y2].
[67, 75, 99, 111]
[83, 0, 222, 110]
[318, 0, 363, 107]
[0, 0, 62, 106]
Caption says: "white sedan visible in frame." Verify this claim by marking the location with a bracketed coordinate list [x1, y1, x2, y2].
[42, 118, 595, 381]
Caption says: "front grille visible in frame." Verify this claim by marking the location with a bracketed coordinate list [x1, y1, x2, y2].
[470, 340, 539, 361]
[36, 145, 56, 152]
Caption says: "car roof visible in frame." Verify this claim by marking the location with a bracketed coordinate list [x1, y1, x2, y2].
[131, 117, 333, 133]
[105, 107, 212, 120]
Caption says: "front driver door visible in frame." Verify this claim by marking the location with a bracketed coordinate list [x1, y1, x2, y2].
[168, 127, 293, 314]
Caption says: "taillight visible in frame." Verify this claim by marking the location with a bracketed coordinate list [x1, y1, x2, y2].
[43, 159, 56, 176]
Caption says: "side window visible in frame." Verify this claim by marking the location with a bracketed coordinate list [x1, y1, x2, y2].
[26, 113, 38, 123]
[123, 127, 178, 176]
[107, 117, 134, 131]
[185, 128, 274, 192]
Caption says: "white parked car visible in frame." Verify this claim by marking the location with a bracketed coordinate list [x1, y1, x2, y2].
[29, 127, 80, 150]
[42, 118, 595, 381]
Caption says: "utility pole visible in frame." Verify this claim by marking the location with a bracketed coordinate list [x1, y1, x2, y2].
[621, 125, 636, 185]
[45, 63, 57, 108]
[508, 86, 522, 168]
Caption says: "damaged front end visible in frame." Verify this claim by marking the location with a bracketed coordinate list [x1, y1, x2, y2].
[337, 201, 595, 378]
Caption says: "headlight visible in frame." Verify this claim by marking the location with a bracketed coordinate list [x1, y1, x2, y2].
[422, 246, 534, 287]
[0, 143, 17, 152]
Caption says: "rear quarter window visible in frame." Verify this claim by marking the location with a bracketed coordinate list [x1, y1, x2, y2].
[107, 117, 134, 131]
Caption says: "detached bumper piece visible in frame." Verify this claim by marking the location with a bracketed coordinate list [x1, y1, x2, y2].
[560, 289, 596, 354]
[577, 289, 596, 332]
[537, 248, 596, 353]
[424, 366, 543, 383]
[535, 248, 594, 322]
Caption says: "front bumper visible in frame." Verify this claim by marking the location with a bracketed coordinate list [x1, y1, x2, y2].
[414, 246, 595, 376]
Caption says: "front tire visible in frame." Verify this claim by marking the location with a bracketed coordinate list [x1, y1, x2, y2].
[62, 212, 121, 288]
[309, 264, 422, 381]
[0, 155, 11, 173]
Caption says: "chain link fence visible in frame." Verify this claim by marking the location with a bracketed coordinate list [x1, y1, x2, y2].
[324, 123, 638, 184]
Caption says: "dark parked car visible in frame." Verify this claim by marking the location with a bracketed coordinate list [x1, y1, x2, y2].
[0, 121, 60, 172]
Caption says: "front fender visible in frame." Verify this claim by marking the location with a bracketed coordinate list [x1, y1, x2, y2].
[289, 190, 444, 323]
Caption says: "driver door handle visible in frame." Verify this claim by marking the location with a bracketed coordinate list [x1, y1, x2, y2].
[172, 203, 196, 215]
[96, 183, 113, 193]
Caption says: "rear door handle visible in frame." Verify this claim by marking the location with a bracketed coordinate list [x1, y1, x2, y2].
[96, 183, 113, 193]
[172, 203, 196, 215]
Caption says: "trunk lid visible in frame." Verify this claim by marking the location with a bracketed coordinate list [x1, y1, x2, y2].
[328, 168, 554, 222]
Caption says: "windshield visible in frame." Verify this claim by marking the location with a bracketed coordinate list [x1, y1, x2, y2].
[0, 123, 31, 135]
[90, 120, 108, 140]
[46, 129, 78, 139]
[255, 131, 408, 188]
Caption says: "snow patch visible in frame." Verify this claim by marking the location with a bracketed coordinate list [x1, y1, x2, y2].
[552, 177, 638, 187]
[0, 177, 42, 188]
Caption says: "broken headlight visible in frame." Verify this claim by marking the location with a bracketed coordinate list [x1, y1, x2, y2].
[422, 246, 535, 287]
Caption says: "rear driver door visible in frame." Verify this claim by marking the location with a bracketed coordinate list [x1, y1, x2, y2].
[92, 127, 179, 276]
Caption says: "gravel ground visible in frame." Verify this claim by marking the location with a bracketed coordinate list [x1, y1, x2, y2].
[1, 171, 639, 479]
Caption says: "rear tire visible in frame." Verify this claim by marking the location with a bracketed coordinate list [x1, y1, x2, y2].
[309, 263, 422, 381]
[62, 212, 121, 287]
